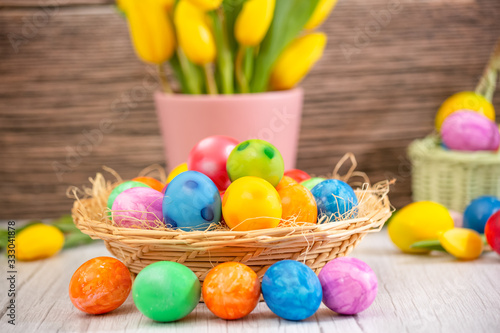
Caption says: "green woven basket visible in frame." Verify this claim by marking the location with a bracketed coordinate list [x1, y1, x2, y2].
[408, 136, 500, 212]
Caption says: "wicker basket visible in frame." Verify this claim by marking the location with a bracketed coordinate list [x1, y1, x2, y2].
[409, 135, 500, 212]
[71, 154, 392, 282]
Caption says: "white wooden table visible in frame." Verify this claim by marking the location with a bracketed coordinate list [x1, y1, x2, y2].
[1, 230, 499, 333]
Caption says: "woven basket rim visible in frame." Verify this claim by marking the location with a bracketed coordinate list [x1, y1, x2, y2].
[408, 135, 500, 164]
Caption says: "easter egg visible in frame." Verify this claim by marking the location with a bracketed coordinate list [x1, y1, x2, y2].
[485, 210, 500, 255]
[388, 201, 454, 253]
[319, 257, 378, 315]
[463, 196, 500, 233]
[163, 171, 221, 231]
[435, 91, 495, 131]
[167, 162, 188, 183]
[188, 135, 239, 191]
[275, 175, 298, 191]
[278, 184, 317, 224]
[16, 224, 64, 261]
[132, 261, 200, 322]
[222, 176, 282, 231]
[226, 139, 284, 187]
[202, 262, 260, 320]
[132, 176, 165, 192]
[284, 169, 311, 183]
[107, 180, 150, 212]
[441, 111, 500, 151]
[69, 257, 132, 314]
[300, 177, 326, 191]
[439, 228, 483, 260]
[311, 179, 358, 220]
[112, 187, 164, 228]
[262, 260, 322, 321]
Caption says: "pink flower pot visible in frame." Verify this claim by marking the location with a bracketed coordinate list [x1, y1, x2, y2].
[155, 88, 304, 171]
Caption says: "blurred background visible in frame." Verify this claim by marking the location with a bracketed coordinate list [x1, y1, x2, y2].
[1, 0, 499, 219]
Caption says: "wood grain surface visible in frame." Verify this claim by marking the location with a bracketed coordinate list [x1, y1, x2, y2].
[1, 230, 499, 332]
[1, 0, 500, 219]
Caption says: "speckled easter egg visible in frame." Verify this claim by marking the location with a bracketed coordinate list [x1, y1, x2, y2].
[188, 135, 239, 191]
[284, 169, 311, 183]
[112, 187, 164, 228]
[226, 139, 284, 187]
[132, 261, 200, 322]
[485, 210, 500, 255]
[441, 111, 500, 151]
[275, 175, 298, 191]
[311, 179, 358, 220]
[132, 176, 165, 192]
[463, 196, 500, 233]
[107, 180, 150, 212]
[262, 260, 322, 321]
[163, 171, 221, 231]
[202, 262, 260, 320]
[300, 177, 326, 191]
[318, 257, 378, 315]
[69, 257, 132, 314]
[222, 176, 282, 231]
[278, 184, 317, 224]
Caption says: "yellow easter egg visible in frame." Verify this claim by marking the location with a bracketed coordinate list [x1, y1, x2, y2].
[439, 228, 483, 260]
[435, 91, 495, 130]
[167, 162, 188, 183]
[388, 201, 454, 253]
[222, 176, 281, 231]
[16, 224, 65, 261]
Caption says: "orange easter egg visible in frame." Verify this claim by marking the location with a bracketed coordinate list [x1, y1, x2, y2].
[202, 262, 260, 320]
[278, 183, 318, 224]
[132, 176, 165, 192]
[275, 175, 298, 191]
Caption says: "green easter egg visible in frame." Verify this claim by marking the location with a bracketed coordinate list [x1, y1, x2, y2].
[226, 139, 284, 187]
[132, 261, 201, 322]
[107, 181, 150, 211]
[300, 177, 326, 191]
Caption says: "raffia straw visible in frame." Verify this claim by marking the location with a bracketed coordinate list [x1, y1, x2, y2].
[70, 153, 393, 282]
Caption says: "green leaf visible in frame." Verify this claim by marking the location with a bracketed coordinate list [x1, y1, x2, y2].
[211, 9, 234, 94]
[171, 49, 204, 94]
[410, 239, 447, 252]
[223, 0, 247, 55]
[250, 0, 321, 92]
[63, 231, 95, 249]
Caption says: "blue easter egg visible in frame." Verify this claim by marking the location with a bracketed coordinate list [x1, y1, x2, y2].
[463, 196, 500, 233]
[311, 179, 358, 220]
[163, 171, 221, 231]
[261, 260, 322, 321]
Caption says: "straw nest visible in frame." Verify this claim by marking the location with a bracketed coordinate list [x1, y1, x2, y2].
[70, 153, 393, 281]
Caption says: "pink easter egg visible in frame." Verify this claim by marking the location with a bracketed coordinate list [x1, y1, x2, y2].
[441, 110, 500, 151]
[112, 187, 164, 229]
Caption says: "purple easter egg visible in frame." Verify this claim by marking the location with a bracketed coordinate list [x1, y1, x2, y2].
[318, 257, 378, 315]
[112, 187, 164, 229]
[441, 110, 500, 151]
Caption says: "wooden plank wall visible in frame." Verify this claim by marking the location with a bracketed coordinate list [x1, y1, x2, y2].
[1, 0, 499, 219]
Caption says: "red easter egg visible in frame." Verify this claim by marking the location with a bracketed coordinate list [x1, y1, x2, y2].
[69, 257, 132, 314]
[284, 169, 311, 183]
[485, 210, 500, 255]
[188, 136, 239, 191]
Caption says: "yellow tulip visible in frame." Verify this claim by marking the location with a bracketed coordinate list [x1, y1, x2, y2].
[435, 91, 495, 130]
[235, 0, 276, 47]
[439, 228, 483, 260]
[186, 0, 222, 11]
[175, 0, 216, 65]
[124, 0, 176, 64]
[270, 33, 327, 90]
[118, 0, 175, 13]
[304, 0, 338, 30]
[16, 224, 65, 261]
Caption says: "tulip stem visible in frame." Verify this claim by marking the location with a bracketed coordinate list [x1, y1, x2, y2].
[475, 39, 500, 102]
[203, 64, 218, 95]
[158, 64, 173, 94]
[236, 45, 250, 93]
